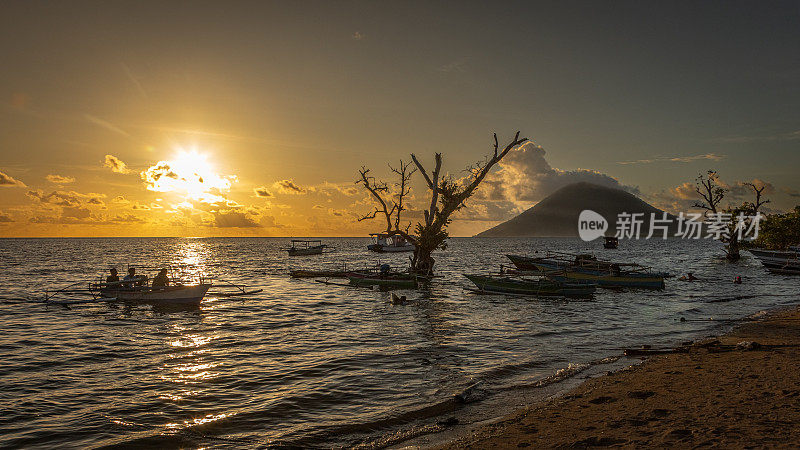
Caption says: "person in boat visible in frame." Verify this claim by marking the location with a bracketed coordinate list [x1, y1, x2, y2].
[123, 267, 145, 287]
[734, 275, 742, 284]
[151, 268, 169, 288]
[106, 268, 119, 284]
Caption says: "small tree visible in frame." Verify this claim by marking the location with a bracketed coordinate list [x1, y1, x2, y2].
[724, 181, 771, 261]
[357, 132, 528, 276]
[694, 170, 726, 215]
[693, 171, 771, 261]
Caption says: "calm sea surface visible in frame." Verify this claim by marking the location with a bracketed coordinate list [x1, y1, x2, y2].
[1, 237, 798, 448]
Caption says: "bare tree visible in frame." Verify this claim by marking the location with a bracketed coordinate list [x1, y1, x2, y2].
[742, 181, 771, 213]
[357, 131, 528, 276]
[694, 170, 726, 215]
[356, 160, 416, 233]
[725, 181, 771, 261]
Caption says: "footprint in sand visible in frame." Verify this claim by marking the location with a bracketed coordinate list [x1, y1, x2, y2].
[588, 396, 617, 404]
[628, 390, 656, 399]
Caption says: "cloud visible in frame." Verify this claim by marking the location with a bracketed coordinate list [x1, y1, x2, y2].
[0, 171, 26, 187]
[477, 142, 637, 204]
[618, 153, 725, 165]
[85, 114, 130, 137]
[253, 186, 273, 198]
[46, 174, 75, 184]
[273, 179, 307, 194]
[140, 152, 236, 205]
[0, 212, 12, 223]
[439, 59, 468, 73]
[104, 154, 131, 174]
[783, 187, 800, 198]
[27, 190, 106, 208]
[712, 130, 800, 143]
[210, 210, 260, 228]
[728, 179, 775, 199]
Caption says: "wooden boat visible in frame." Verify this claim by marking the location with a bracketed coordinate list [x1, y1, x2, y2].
[603, 236, 619, 249]
[749, 247, 800, 275]
[94, 283, 211, 305]
[464, 274, 596, 297]
[367, 233, 415, 253]
[290, 269, 350, 278]
[507, 252, 666, 289]
[347, 267, 419, 289]
[286, 239, 327, 256]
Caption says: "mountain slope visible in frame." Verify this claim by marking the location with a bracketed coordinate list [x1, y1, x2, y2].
[475, 182, 675, 237]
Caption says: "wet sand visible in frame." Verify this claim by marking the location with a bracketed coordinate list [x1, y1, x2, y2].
[436, 306, 800, 448]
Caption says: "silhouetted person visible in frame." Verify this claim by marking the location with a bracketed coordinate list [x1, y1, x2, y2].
[123, 268, 144, 287]
[106, 268, 119, 284]
[152, 268, 169, 288]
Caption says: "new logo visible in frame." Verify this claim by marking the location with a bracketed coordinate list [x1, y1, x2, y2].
[578, 210, 608, 241]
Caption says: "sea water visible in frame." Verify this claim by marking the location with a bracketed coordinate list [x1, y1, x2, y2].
[0, 237, 797, 447]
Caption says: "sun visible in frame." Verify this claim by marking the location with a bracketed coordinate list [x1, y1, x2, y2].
[141, 148, 237, 205]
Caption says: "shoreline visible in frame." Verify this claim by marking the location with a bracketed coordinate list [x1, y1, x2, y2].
[416, 304, 800, 448]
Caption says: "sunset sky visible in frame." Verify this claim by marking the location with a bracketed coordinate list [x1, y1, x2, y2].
[1, 1, 799, 237]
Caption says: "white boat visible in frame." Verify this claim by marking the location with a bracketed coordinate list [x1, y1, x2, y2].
[97, 284, 212, 304]
[749, 247, 800, 274]
[367, 233, 415, 253]
[286, 239, 327, 256]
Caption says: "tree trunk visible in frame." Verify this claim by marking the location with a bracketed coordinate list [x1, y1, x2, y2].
[411, 246, 435, 276]
[726, 234, 741, 261]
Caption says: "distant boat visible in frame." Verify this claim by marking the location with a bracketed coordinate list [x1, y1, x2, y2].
[749, 247, 800, 275]
[603, 236, 619, 249]
[507, 252, 666, 289]
[464, 273, 596, 297]
[367, 233, 415, 253]
[286, 240, 328, 256]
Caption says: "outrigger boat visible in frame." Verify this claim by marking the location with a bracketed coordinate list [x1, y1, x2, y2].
[40, 266, 262, 307]
[91, 280, 211, 305]
[286, 239, 328, 256]
[464, 273, 596, 297]
[367, 233, 415, 253]
[507, 252, 666, 289]
[347, 269, 420, 289]
[749, 247, 800, 275]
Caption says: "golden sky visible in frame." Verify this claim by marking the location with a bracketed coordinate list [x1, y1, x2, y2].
[1, 2, 799, 237]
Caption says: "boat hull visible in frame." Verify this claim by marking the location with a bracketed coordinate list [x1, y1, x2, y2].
[507, 255, 665, 289]
[749, 249, 800, 275]
[287, 247, 324, 256]
[99, 284, 211, 304]
[464, 274, 595, 297]
[347, 273, 417, 289]
[367, 243, 415, 253]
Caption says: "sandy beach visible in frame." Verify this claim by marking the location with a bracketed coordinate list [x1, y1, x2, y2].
[436, 305, 800, 448]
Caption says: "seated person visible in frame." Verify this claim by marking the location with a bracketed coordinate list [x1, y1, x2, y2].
[152, 268, 170, 288]
[106, 268, 119, 284]
[123, 268, 146, 287]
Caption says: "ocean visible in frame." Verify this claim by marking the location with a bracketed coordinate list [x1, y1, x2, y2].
[1, 237, 798, 448]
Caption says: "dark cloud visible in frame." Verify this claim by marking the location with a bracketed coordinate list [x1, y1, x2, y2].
[0, 213, 12, 223]
[254, 186, 273, 197]
[27, 190, 106, 208]
[0, 171, 25, 187]
[783, 187, 800, 198]
[273, 179, 307, 194]
[104, 154, 131, 174]
[211, 210, 260, 228]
